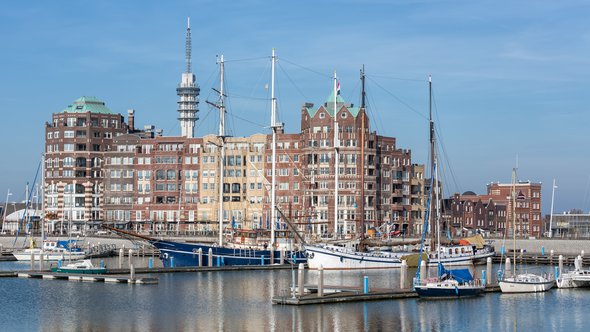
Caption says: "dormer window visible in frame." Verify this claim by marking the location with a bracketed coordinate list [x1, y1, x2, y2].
[319, 112, 325, 119]
[341, 112, 347, 118]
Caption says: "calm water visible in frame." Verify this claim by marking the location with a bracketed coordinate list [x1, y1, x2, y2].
[0, 259, 588, 331]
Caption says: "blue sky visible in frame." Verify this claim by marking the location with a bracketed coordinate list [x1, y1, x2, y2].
[1, 0, 589, 214]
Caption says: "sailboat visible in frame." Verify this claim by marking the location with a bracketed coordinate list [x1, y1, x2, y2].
[114, 51, 306, 267]
[12, 155, 86, 262]
[304, 74, 495, 270]
[498, 168, 554, 293]
[413, 151, 484, 298]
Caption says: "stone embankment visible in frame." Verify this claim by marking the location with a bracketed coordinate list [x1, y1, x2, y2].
[490, 238, 590, 255]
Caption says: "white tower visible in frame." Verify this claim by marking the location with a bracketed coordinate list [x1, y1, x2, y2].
[177, 17, 200, 138]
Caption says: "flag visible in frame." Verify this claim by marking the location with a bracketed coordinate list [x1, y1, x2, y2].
[336, 81, 341, 95]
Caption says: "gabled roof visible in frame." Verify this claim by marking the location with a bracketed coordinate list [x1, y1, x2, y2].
[62, 96, 113, 114]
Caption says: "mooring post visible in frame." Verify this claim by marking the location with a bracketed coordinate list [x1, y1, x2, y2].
[298, 263, 305, 297]
[420, 260, 427, 281]
[541, 246, 545, 256]
[270, 248, 274, 265]
[261, 255, 265, 266]
[208, 248, 213, 267]
[280, 249, 285, 265]
[30, 252, 35, 271]
[554, 266, 559, 281]
[505, 258, 511, 278]
[170, 256, 175, 268]
[486, 257, 492, 285]
[148, 257, 153, 269]
[0, 244, 3, 255]
[363, 276, 369, 294]
[582, 250, 585, 258]
[559, 255, 564, 277]
[318, 266, 324, 297]
[130, 264, 135, 281]
[198, 248, 202, 267]
[128, 249, 133, 268]
[39, 253, 44, 271]
[482, 270, 487, 286]
[400, 260, 408, 289]
[119, 248, 124, 269]
[579, 255, 584, 269]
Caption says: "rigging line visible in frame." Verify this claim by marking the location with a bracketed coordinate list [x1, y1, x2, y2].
[367, 76, 428, 121]
[367, 74, 427, 82]
[223, 56, 268, 63]
[364, 90, 384, 135]
[277, 62, 310, 102]
[225, 112, 267, 128]
[225, 94, 268, 101]
[432, 87, 460, 194]
[279, 57, 332, 79]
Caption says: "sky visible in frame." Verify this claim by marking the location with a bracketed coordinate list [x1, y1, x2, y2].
[1, 0, 589, 215]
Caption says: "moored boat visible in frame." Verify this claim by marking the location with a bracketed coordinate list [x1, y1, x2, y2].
[414, 264, 484, 298]
[12, 239, 86, 261]
[51, 259, 107, 274]
[499, 273, 554, 293]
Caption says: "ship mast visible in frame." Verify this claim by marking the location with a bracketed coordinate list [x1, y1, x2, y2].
[359, 66, 366, 240]
[206, 55, 226, 245]
[270, 49, 277, 247]
[333, 71, 340, 237]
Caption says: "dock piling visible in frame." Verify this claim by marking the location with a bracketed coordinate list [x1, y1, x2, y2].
[148, 257, 153, 269]
[130, 264, 135, 281]
[208, 248, 213, 267]
[318, 266, 324, 297]
[363, 276, 369, 294]
[482, 270, 486, 285]
[486, 257, 492, 285]
[582, 250, 585, 258]
[505, 258, 511, 278]
[559, 255, 564, 276]
[419, 260, 427, 281]
[554, 266, 559, 280]
[39, 253, 44, 271]
[119, 248, 124, 269]
[297, 263, 305, 297]
[541, 246, 545, 256]
[270, 248, 274, 264]
[30, 252, 35, 271]
[197, 248, 202, 267]
[400, 260, 407, 289]
[280, 250, 285, 265]
[128, 249, 133, 268]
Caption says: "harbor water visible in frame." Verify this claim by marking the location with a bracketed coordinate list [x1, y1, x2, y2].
[0, 259, 588, 331]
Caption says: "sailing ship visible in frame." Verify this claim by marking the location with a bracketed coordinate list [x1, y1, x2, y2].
[126, 50, 305, 267]
[304, 75, 494, 270]
[498, 168, 554, 293]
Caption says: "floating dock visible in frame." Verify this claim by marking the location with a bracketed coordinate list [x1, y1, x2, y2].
[272, 285, 501, 305]
[16, 271, 158, 284]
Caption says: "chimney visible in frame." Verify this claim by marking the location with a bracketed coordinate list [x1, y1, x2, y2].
[127, 109, 135, 132]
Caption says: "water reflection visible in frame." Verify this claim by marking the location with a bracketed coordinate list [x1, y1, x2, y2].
[0, 263, 588, 331]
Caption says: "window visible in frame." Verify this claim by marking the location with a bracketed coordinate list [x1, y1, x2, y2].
[64, 144, 74, 152]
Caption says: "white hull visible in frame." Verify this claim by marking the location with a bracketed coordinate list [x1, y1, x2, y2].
[13, 249, 85, 261]
[557, 270, 590, 289]
[499, 274, 554, 293]
[304, 244, 494, 270]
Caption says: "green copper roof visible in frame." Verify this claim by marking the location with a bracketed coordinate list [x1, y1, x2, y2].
[62, 96, 113, 114]
[305, 89, 361, 118]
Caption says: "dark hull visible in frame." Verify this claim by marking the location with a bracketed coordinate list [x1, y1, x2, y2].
[414, 285, 484, 298]
[150, 239, 306, 267]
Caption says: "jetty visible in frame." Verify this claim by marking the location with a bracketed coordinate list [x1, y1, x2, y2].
[16, 271, 158, 284]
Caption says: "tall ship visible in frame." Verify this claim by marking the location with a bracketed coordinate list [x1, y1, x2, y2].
[117, 45, 306, 267]
[304, 75, 494, 269]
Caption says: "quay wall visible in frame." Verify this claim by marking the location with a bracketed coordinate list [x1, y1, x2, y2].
[491, 238, 590, 255]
